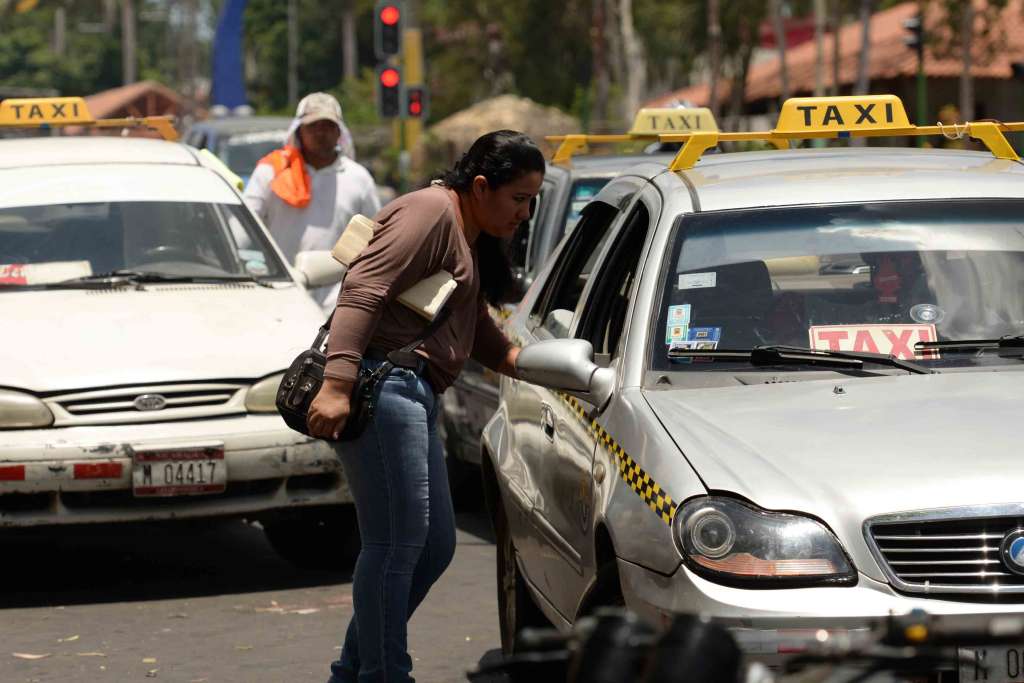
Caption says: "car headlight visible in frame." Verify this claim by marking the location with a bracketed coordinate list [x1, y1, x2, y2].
[245, 373, 285, 413]
[675, 497, 856, 587]
[0, 389, 54, 429]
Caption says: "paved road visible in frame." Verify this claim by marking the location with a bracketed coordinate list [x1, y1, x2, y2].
[0, 509, 505, 683]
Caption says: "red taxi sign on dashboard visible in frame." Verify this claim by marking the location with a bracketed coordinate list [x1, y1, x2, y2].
[809, 324, 939, 360]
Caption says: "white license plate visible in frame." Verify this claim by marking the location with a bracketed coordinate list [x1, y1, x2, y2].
[959, 646, 1024, 682]
[132, 443, 226, 497]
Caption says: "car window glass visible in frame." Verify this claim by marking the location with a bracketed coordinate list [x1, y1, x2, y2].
[562, 177, 611, 237]
[532, 200, 623, 338]
[0, 201, 288, 285]
[651, 199, 1024, 372]
[218, 130, 287, 176]
[576, 202, 652, 359]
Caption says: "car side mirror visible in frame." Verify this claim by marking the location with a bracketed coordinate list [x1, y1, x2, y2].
[294, 250, 346, 288]
[515, 338, 614, 410]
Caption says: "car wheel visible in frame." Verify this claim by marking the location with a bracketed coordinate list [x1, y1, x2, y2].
[495, 500, 548, 655]
[261, 505, 360, 571]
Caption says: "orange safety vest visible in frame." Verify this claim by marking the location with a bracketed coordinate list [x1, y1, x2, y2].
[257, 145, 311, 208]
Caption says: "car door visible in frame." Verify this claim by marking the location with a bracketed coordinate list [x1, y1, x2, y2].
[442, 177, 555, 466]
[541, 192, 658, 618]
[507, 176, 647, 618]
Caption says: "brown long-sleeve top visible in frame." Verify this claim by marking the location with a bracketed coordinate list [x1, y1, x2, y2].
[324, 185, 513, 393]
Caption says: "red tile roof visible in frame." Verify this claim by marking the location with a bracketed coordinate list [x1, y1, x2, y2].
[84, 80, 181, 119]
[647, 0, 1024, 108]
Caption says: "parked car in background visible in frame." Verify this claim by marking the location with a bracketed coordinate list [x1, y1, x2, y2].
[0, 98, 356, 569]
[184, 116, 292, 185]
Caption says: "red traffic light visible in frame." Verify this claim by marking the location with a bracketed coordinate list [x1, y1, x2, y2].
[380, 68, 400, 88]
[410, 101, 422, 116]
[379, 5, 400, 25]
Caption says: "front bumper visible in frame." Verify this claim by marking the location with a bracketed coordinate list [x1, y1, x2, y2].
[0, 414, 349, 526]
[620, 558, 1024, 662]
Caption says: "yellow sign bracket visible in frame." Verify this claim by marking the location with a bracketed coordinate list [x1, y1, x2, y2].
[668, 132, 719, 172]
[551, 135, 591, 165]
[91, 116, 179, 141]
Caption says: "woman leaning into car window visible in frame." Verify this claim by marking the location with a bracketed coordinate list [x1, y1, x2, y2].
[306, 130, 545, 683]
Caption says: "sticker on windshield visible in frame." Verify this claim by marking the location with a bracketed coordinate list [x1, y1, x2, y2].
[678, 272, 717, 290]
[687, 326, 721, 344]
[667, 324, 689, 344]
[665, 304, 692, 344]
[808, 324, 939, 360]
[671, 340, 719, 351]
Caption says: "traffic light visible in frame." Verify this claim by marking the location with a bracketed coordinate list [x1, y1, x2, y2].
[374, 1, 404, 59]
[405, 86, 427, 119]
[377, 65, 402, 118]
[903, 15, 923, 53]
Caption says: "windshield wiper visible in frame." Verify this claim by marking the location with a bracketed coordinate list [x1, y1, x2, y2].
[668, 344, 935, 375]
[60, 270, 275, 287]
[916, 336, 1024, 352]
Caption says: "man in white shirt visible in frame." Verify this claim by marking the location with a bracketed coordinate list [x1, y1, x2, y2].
[244, 92, 381, 309]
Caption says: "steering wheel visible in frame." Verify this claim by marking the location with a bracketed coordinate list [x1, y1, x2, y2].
[139, 245, 200, 262]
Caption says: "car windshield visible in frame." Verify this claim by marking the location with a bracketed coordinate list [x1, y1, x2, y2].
[562, 178, 610, 235]
[652, 199, 1024, 372]
[218, 130, 286, 176]
[0, 200, 289, 288]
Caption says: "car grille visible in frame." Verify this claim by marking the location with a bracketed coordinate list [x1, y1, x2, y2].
[866, 507, 1024, 596]
[47, 383, 247, 426]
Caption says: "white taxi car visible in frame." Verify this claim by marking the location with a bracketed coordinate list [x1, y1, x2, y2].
[0, 98, 354, 568]
[486, 94, 1024, 680]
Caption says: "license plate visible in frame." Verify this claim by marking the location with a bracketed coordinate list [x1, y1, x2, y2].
[132, 443, 226, 497]
[959, 646, 1024, 682]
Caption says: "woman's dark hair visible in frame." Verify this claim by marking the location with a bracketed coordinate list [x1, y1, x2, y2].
[438, 130, 545, 306]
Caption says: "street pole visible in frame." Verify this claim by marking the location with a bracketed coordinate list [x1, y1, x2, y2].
[916, 1, 927, 146]
[288, 0, 298, 106]
[121, 0, 137, 85]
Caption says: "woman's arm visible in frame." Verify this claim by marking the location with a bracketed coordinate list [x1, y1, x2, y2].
[471, 298, 520, 378]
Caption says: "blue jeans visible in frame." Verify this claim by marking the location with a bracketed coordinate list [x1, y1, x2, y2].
[327, 360, 456, 683]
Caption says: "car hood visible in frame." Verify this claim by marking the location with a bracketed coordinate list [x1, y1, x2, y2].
[643, 371, 1024, 525]
[2, 284, 324, 393]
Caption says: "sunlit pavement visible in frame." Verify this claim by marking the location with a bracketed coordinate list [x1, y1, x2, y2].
[0, 508, 504, 683]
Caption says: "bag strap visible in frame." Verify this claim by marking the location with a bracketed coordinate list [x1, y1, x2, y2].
[312, 304, 451, 361]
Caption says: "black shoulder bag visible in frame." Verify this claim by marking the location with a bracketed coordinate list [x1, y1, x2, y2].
[276, 308, 450, 441]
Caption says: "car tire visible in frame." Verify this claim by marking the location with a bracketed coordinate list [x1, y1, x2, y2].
[495, 500, 548, 655]
[261, 505, 360, 571]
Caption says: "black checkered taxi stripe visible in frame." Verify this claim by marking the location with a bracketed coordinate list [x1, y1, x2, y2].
[558, 392, 677, 526]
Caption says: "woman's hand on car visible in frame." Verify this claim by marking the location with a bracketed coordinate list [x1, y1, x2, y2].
[307, 377, 353, 440]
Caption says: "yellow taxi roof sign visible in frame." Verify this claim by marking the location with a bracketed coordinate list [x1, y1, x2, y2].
[774, 94, 912, 136]
[0, 97, 94, 126]
[628, 107, 718, 135]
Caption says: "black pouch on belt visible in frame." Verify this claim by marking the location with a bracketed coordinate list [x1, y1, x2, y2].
[276, 307, 450, 441]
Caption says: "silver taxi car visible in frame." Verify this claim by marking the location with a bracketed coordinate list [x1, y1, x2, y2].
[442, 153, 666, 471]
[442, 108, 693, 473]
[483, 94, 1024, 679]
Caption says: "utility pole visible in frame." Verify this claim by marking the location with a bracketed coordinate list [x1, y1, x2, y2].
[121, 0, 137, 85]
[288, 0, 298, 106]
[707, 0, 721, 119]
[771, 0, 789, 102]
[342, 2, 357, 81]
[53, 4, 66, 57]
[959, 1, 975, 121]
[813, 0, 825, 97]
